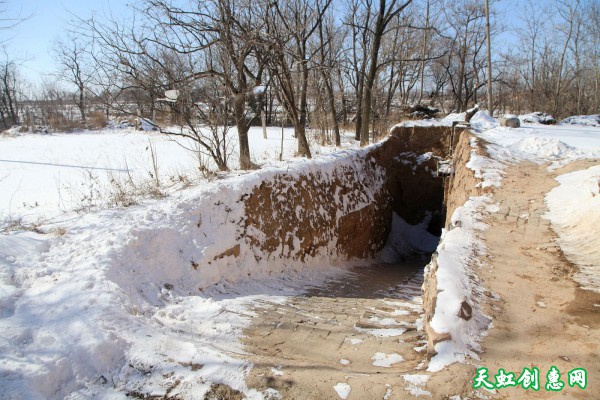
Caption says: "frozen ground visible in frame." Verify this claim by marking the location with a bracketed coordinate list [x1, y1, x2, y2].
[0, 126, 357, 227]
[0, 126, 361, 399]
[397, 111, 600, 372]
[1, 115, 600, 398]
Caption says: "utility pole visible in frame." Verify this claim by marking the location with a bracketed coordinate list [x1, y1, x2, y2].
[485, 0, 493, 116]
[418, 0, 430, 104]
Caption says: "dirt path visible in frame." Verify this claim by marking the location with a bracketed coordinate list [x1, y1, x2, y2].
[243, 262, 435, 399]
[472, 160, 600, 399]
[242, 160, 600, 399]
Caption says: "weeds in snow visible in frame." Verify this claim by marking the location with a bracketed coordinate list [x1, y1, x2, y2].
[0, 215, 45, 233]
[115, 283, 141, 316]
[65, 152, 170, 213]
[146, 138, 161, 191]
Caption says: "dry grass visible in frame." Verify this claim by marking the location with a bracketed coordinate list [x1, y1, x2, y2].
[88, 111, 108, 129]
[204, 384, 244, 400]
[0, 216, 44, 234]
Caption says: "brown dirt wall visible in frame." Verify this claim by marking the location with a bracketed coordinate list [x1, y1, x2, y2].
[240, 126, 455, 264]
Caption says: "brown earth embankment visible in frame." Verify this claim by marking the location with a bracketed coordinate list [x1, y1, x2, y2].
[240, 126, 457, 264]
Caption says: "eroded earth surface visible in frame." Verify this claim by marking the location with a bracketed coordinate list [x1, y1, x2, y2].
[243, 262, 437, 399]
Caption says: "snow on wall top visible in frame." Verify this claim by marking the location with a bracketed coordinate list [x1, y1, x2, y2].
[105, 147, 388, 306]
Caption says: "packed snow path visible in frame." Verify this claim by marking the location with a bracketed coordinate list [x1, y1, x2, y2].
[243, 262, 434, 399]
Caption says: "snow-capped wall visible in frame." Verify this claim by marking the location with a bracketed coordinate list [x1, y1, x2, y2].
[107, 149, 396, 306]
[94, 124, 460, 315]
[241, 152, 391, 263]
[421, 130, 493, 370]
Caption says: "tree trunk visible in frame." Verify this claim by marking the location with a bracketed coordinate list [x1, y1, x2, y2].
[296, 60, 312, 158]
[78, 85, 86, 122]
[418, 0, 430, 104]
[360, 9, 386, 147]
[326, 79, 341, 147]
[295, 125, 311, 156]
[234, 93, 254, 170]
[261, 110, 267, 139]
[337, 67, 348, 125]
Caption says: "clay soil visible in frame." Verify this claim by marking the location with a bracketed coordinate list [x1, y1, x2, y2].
[470, 160, 600, 399]
[242, 262, 437, 399]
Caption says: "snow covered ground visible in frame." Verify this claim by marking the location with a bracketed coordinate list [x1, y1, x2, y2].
[475, 123, 600, 169]
[0, 126, 357, 228]
[473, 111, 600, 293]
[1, 115, 599, 398]
[545, 165, 600, 293]
[0, 126, 361, 399]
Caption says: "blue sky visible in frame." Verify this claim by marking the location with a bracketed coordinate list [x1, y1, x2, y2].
[0, 0, 539, 88]
[1, 0, 131, 85]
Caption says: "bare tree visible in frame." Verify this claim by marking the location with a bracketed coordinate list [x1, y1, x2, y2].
[0, 48, 21, 128]
[79, 0, 271, 170]
[552, 0, 580, 116]
[504, 0, 597, 118]
[35, 78, 71, 130]
[359, 0, 413, 146]
[345, 0, 372, 141]
[516, 0, 547, 111]
[0, 0, 29, 33]
[0, 1, 30, 130]
[265, 0, 334, 158]
[438, 0, 495, 112]
[146, 0, 271, 169]
[316, 13, 342, 146]
[53, 35, 96, 123]
[584, 0, 600, 112]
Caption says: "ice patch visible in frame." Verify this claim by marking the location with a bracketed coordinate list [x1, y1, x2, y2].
[383, 300, 422, 310]
[355, 326, 406, 337]
[403, 374, 432, 397]
[384, 385, 393, 399]
[346, 337, 364, 345]
[371, 352, 404, 367]
[368, 316, 401, 326]
[264, 388, 282, 399]
[333, 382, 351, 399]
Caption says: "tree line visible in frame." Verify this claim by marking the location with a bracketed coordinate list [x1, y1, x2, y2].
[2, 0, 598, 170]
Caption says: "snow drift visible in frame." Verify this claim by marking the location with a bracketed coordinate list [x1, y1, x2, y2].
[0, 142, 417, 399]
[545, 165, 600, 293]
[108, 149, 390, 307]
